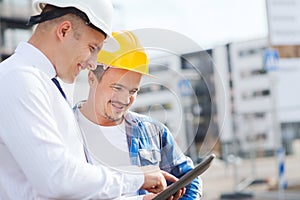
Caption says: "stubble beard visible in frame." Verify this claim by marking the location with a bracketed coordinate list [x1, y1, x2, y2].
[104, 111, 123, 124]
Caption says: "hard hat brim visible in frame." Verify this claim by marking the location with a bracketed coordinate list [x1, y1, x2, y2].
[102, 37, 119, 52]
[99, 63, 157, 78]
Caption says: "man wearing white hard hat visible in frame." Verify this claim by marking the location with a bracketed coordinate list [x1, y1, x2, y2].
[0, 1, 174, 199]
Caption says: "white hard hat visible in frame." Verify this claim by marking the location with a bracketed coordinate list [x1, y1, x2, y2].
[31, 0, 118, 51]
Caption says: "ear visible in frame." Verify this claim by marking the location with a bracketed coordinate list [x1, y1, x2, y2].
[56, 21, 72, 40]
[88, 71, 97, 86]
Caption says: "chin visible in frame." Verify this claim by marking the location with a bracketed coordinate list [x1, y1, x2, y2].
[111, 115, 123, 123]
[63, 76, 77, 84]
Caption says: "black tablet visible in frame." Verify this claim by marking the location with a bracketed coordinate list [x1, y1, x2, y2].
[153, 154, 216, 200]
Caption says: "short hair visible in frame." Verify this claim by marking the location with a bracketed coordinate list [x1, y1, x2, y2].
[91, 64, 109, 82]
[31, 5, 86, 39]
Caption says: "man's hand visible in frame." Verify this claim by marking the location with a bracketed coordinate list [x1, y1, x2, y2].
[161, 170, 186, 200]
[142, 189, 185, 200]
[140, 166, 167, 193]
[166, 187, 186, 200]
[140, 166, 186, 199]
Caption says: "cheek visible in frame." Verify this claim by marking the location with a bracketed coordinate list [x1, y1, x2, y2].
[72, 44, 91, 63]
[95, 88, 111, 104]
[128, 95, 136, 105]
[107, 89, 120, 100]
[78, 51, 91, 64]
[93, 95, 105, 114]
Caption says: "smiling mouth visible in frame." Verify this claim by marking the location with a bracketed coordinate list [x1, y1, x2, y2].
[110, 101, 128, 111]
[78, 63, 85, 70]
[111, 102, 124, 110]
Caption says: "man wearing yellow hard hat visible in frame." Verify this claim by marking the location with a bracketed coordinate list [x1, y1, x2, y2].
[73, 31, 202, 199]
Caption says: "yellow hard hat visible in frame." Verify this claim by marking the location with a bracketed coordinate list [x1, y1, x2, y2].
[97, 31, 150, 76]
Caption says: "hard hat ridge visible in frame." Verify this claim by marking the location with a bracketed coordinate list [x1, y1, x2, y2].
[97, 30, 153, 77]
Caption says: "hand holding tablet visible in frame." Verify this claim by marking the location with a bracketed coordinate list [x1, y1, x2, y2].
[153, 154, 216, 200]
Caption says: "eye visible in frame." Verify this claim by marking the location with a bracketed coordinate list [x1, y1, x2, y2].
[89, 45, 101, 53]
[129, 89, 138, 95]
[89, 45, 97, 53]
[111, 85, 123, 91]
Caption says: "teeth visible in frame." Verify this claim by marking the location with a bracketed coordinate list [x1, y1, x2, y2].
[112, 103, 123, 109]
[77, 64, 83, 71]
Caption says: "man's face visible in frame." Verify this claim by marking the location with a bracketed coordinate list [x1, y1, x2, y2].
[57, 23, 105, 83]
[93, 68, 142, 126]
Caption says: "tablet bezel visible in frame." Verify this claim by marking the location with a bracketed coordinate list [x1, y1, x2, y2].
[153, 154, 216, 200]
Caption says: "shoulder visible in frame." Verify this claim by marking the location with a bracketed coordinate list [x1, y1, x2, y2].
[1, 66, 51, 93]
[126, 111, 150, 120]
[0, 66, 55, 112]
[126, 111, 164, 127]
[125, 111, 173, 139]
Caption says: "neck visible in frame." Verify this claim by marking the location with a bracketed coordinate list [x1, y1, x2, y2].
[28, 32, 56, 71]
[79, 100, 98, 125]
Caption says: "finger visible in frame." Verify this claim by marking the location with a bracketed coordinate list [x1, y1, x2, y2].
[161, 170, 179, 183]
[173, 190, 182, 199]
[179, 187, 186, 197]
[167, 196, 174, 200]
[171, 188, 186, 200]
[146, 185, 164, 194]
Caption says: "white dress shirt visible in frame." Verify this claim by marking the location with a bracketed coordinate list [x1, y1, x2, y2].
[0, 42, 144, 199]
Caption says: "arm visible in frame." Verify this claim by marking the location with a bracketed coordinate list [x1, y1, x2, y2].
[160, 127, 202, 199]
[0, 70, 143, 199]
[169, 159, 202, 199]
[126, 113, 201, 199]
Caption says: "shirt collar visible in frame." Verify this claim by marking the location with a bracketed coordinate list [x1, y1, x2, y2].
[124, 111, 139, 126]
[15, 42, 56, 79]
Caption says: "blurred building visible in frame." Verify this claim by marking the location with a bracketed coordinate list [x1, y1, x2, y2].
[266, 0, 300, 155]
[0, 0, 32, 61]
[228, 38, 280, 157]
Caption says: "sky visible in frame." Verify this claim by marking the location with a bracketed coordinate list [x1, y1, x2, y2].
[112, 0, 268, 49]
[1, 0, 268, 51]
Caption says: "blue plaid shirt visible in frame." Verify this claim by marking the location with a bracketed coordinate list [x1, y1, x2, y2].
[124, 111, 202, 199]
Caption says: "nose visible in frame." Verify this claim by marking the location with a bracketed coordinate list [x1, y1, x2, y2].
[113, 90, 132, 105]
[81, 48, 101, 70]
[85, 58, 97, 70]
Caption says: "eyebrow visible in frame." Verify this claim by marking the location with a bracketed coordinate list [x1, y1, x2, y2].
[111, 83, 139, 92]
